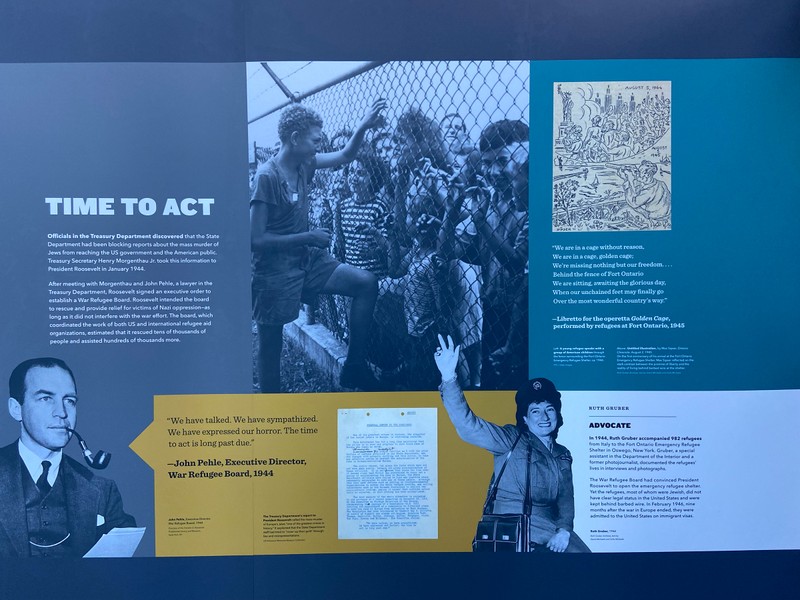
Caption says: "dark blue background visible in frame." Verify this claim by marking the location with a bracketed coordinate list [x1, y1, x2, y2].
[1, 1, 798, 598]
[2, 0, 799, 61]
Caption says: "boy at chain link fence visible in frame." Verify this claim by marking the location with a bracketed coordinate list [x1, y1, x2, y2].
[250, 100, 387, 392]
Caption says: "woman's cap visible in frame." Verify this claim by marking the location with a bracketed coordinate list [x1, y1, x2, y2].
[515, 377, 561, 406]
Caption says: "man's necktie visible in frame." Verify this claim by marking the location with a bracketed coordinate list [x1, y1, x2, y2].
[36, 460, 52, 496]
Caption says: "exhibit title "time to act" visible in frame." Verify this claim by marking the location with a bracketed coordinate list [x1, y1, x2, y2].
[45, 196, 215, 216]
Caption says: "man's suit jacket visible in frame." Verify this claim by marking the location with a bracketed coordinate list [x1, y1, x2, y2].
[0, 441, 136, 557]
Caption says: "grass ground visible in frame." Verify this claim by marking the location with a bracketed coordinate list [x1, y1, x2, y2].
[252, 322, 334, 393]
[280, 338, 336, 393]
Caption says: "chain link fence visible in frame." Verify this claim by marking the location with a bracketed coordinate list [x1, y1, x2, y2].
[253, 61, 530, 390]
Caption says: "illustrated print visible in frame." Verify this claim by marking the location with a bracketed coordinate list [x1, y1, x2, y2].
[553, 81, 671, 232]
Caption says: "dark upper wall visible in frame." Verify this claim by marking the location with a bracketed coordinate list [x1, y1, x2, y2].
[0, 0, 798, 63]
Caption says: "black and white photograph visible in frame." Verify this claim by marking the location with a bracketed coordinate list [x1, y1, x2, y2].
[247, 61, 531, 393]
[433, 334, 591, 553]
[0, 357, 141, 558]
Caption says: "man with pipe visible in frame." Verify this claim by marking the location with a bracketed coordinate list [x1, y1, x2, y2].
[0, 357, 135, 557]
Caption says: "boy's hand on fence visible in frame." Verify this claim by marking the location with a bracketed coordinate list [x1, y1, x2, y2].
[415, 213, 442, 236]
[382, 213, 398, 238]
[465, 174, 491, 226]
[360, 98, 388, 130]
[445, 180, 469, 216]
[417, 158, 450, 195]
[430, 253, 448, 273]
[488, 345, 510, 369]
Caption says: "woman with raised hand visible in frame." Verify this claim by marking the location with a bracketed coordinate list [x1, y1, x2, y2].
[434, 334, 590, 552]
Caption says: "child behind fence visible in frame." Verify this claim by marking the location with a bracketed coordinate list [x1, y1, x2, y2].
[388, 213, 445, 389]
[336, 151, 391, 277]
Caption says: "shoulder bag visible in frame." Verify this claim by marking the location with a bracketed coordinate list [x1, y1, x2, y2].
[472, 431, 532, 552]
